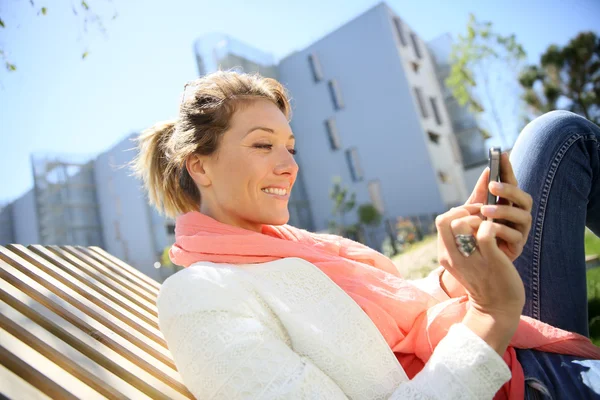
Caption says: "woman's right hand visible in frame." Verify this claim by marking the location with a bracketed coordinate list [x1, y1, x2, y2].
[435, 206, 525, 355]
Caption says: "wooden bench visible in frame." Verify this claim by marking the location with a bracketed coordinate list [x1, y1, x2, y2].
[0, 244, 194, 399]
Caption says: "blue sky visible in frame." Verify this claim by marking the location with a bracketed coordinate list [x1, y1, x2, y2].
[0, 0, 599, 203]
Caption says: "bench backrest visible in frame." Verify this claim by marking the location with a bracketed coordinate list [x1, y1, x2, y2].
[0, 244, 193, 400]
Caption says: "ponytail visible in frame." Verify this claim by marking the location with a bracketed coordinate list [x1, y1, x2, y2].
[131, 120, 200, 218]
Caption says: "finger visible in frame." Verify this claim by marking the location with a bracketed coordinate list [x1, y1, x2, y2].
[475, 220, 506, 261]
[500, 152, 518, 186]
[466, 167, 490, 204]
[461, 204, 484, 216]
[480, 205, 532, 228]
[494, 223, 524, 246]
[488, 182, 534, 212]
[451, 215, 483, 232]
[436, 207, 475, 261]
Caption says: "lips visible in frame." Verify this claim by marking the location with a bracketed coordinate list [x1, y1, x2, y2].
[261, 187, 288, 196]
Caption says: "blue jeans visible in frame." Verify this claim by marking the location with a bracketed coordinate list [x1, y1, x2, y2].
[510, 111, 600, 399]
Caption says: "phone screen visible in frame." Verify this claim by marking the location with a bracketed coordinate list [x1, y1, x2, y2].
[486, 147, 502, 207]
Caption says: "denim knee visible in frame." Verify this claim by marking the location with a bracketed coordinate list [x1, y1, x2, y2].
[518, 111, 595, 149]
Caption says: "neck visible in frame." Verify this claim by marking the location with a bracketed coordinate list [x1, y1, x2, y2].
[199, 203, 263, 233]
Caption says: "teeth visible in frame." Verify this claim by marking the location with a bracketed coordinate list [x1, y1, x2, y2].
[262, 188, 287, 196]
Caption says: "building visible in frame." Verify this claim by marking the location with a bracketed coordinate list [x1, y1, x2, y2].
[427, 33, 488, 189]
[30, 154, 104, 247]
[93, 134, 179, 282]
[276, 3, 469, 242]
[2, 2, 481, 275]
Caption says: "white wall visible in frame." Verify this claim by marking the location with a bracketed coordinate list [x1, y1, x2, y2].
[94, 134, 174, 282]
[11, 189, 40, 245]
[463, 163, 487, 196]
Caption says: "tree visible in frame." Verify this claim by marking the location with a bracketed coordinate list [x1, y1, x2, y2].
[328, 177, 356, 237]
[447, 14, 527, 148]
[519, 31, 600, 125]
[0, 0, 117, 74]
[357, 203, 382, 246]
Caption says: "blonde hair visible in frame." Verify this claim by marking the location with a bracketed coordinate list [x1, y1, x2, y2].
[131, 71, 292, 218]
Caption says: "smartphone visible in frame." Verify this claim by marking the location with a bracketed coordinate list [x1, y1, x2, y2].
[486, 147, 502, 209]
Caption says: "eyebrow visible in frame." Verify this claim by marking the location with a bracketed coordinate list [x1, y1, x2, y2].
[246, 126, 295, 140]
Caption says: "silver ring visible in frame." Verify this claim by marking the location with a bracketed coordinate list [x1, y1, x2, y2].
[455, 234, 477, 257]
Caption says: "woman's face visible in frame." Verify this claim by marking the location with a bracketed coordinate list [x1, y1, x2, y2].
[190, 99, 298, 232]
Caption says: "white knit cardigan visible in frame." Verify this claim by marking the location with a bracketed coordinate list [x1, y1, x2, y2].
[157, 257, 511, 399]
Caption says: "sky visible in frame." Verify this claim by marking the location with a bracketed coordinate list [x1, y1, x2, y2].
[0, 0, 599, 204]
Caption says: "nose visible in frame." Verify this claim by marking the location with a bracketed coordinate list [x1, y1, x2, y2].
[274, 147, 298, 177]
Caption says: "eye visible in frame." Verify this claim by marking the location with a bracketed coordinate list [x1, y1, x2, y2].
[253, 144, 273, 150]
[288, 148, 297, 155]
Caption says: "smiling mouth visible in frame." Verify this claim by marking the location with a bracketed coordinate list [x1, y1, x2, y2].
[261, 187, 289, 196]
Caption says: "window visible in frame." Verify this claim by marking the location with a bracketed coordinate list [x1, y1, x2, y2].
[368, 180, 385, 214]
[325, 118, 341, 150]
[346, 148, 364, 182]
[410, 32, 422, 59]
[166, 223, 175, 235]
[392, 17, 407, 46]
[414, 87, 428, 118]
[308, 53, 323, 82]
[438, 171, 450, 183]
[328, 79, 344, 110]
[410, 61, 420, 73]
[427, 130, 440, 144]
[429, 97, 442, 125]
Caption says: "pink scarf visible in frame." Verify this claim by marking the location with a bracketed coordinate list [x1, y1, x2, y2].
[170, 212, 600, 399]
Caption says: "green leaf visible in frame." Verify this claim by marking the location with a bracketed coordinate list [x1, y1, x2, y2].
[81, 1, 89, 10]
[6, 62, 16, 71]
[82, 51, 89, 59]
[41, 7, 47, 15]
[0, 18, 4, 28]
[467, 26, 475, 40]
[479, 128, 492, 140]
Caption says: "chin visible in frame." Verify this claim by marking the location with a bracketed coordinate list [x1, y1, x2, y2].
[266, 212, 290, 226]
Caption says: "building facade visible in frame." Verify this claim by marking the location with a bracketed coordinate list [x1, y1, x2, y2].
[277, 3, 468, 241]
[427, 34, 487, 166]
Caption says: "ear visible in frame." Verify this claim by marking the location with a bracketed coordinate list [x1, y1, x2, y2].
[186, 153, 212, 187]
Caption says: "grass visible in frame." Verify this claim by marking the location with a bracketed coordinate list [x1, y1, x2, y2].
[396, 235, 437, 255]
[586, 229, 600, 345]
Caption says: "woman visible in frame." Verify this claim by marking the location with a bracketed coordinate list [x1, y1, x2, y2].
[133, 71, 600, 399]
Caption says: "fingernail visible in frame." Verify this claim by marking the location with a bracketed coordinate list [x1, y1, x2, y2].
[481, 205, 496, 215]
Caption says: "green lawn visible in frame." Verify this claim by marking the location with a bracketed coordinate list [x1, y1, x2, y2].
[585, 229, 600, 345]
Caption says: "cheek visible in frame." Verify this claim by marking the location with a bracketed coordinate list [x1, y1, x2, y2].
[218, 154, 266, 195]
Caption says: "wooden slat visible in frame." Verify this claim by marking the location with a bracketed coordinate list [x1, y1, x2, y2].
[57, 246, 158, 306]
[0, 247, 168, 350]
[0, 244, 194, 399]
[9, 244, 160, 332]
[0, 267, 191, 399]
[88, 246, 162, 292]
[1, 362, 53, 400]
[0, 344, 78, 400]
[44, 245, 158, 316]
[0, 258, 177, 371]
[69, 245, 159, 299]
[0, 311, 128, 400]
[28, 245, 159, 328]
[0, 289, 193, 398]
